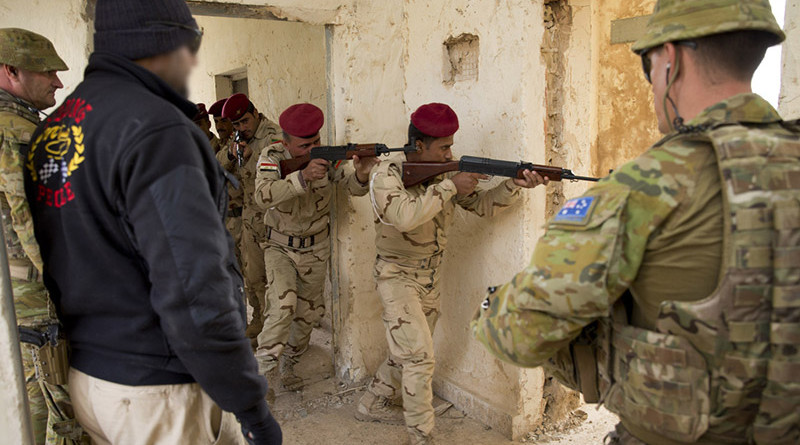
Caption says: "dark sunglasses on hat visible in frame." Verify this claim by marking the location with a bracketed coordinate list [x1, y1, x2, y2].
[146, 21, 204, 54]
[640, 40, 697, 84]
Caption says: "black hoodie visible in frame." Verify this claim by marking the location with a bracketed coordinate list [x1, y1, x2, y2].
[24, 52, 268, 420]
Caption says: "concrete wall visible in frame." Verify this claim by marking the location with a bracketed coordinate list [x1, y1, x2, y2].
[781, 0, 800, 118]
[188, 16, 327, 132]
[0, 0, 93, 113]
[592, 0, 659, 177]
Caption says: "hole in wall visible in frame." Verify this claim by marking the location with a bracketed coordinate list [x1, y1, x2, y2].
[443, 33, 479, 85]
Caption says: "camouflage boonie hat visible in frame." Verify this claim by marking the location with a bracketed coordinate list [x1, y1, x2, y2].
[0, 28, 68, 72]
[632, 0, 785, 54]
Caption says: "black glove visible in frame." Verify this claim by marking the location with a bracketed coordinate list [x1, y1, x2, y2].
[236, 401, 283, 445]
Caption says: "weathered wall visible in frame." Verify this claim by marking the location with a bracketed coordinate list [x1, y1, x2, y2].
[188, 16, 327, 131]
[781, 0, 800, 118]
[592, 0, 659, 176]
[0, 0, 93, 112]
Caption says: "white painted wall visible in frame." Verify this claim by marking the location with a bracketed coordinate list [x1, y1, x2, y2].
[780, 0, 800, 118]
[188, 16, 327, 133]
[0, 0, 92, 113]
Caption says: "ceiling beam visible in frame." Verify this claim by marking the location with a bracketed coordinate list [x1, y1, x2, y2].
[186, 1, 288, 21]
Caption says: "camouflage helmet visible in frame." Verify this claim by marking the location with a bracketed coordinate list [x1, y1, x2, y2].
[632, 0, 785, 54]
[0, 28, 68, 72]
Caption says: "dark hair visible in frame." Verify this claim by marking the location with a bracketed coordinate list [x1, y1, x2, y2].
[692, 30, 775, 82]
[408, 123, 436, 147]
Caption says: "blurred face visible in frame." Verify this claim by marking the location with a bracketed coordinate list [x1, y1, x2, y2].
[283, 133, 322, 158]
[158, 46, 197, 97]
[231, 111, 260, 141]
[214, 116, 233, 141]
[417, 135, 454, 163]
[15, 68, 63, 110]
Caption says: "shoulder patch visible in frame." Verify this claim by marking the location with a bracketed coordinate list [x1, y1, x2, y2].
[553, 196, 597, 225]
[259, 161, 279, 173]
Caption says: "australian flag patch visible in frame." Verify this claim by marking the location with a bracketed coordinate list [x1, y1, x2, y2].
[554, 196, 596, 224]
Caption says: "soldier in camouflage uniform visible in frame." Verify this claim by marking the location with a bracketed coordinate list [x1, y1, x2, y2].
[472, 2, 799, 444]
[209, 98, 243, 270]
[253, 103, 378, 393]
[216, 93, 281, 342]
[0, 28, 86, 445]
[360, 103, 546, 445]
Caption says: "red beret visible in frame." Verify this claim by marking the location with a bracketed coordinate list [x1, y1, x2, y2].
[279, 103, 324, 138]
[222, 93, 253, 122]
[208, 98, 226, 117]
[193, 103, 208, 121]
[410, 103, 459, 138]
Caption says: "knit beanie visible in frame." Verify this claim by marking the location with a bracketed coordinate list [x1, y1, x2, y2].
[94, 0, 200, 60]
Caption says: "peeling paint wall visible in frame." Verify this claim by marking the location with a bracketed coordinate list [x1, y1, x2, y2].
[781, 0, 800, 119]
[0, 0, 93, 113]
[188, 16, 327, 132]
[592, 0, 659, 177]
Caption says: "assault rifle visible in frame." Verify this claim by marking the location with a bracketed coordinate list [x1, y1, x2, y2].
[402, 156, 600, 188]
[279, 141, 419, 178]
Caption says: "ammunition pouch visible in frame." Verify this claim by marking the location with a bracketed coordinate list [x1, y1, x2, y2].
[19, 324, 70, 386]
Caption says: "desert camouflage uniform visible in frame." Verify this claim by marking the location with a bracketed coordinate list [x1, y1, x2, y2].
[369, 159, 521, 437]
[218, 134, 243, 262]
[217, 115, 280, 336]
[252, 142, 368, 370]
[472, 94, 800, 444]
[0, 89, 84, 444]
[209, 134, 221, 154]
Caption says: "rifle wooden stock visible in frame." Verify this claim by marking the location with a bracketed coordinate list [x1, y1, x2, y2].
[401, 161, 460, 188]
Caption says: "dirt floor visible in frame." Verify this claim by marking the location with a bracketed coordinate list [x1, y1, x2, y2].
[271, 329, 619, 445]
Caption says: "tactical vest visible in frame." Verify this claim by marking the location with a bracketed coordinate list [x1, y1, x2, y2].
[593, 119, 800, 444]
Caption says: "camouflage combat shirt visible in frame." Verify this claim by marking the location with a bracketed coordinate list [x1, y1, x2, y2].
[0, 89, 49, 323]
[254, 142, 369, 237]
[471, 96, 781, 441]
[371, 159, 521, 261]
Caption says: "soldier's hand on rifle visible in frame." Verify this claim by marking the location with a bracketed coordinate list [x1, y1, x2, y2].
[514, 169, 549, 189]
[302, 158, 330, 182]
[229, 139, 252, 160]
[353, 155, 380, 184]
[452, 172, 488, 196]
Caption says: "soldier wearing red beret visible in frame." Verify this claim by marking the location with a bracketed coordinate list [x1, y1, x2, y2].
[192, 103, 221, 153]
[215, 93, 281, 343]
[208, 97, 234, 144]
[357, 103, 547, 445]
[252, 103, 379, 396]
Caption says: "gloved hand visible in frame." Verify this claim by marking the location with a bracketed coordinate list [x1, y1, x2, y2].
[237, 401, 283, 445]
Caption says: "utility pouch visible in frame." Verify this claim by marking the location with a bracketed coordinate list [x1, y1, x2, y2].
[19, 323, 70, 385]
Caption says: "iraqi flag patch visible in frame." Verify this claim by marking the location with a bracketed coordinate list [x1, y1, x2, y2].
[259, 162, 279, 173]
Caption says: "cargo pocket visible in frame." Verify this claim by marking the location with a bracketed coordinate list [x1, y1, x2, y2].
[605, 323, 710, 443]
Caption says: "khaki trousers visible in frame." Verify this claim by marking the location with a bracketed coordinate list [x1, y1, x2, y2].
[368, 259, 441, 436]
[241, 215, 267, 331]
[255, 238, 329, 368]
[69, 368, 245, 445]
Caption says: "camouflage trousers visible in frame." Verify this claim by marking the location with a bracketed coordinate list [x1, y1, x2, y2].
[241, 214, 267, 335]
[15, 280, 84, 444]
[255, 237, 329, 371]
[21, 343, 85, 445]
[604, 423, 649, 445]
[226, 213, 243, 266]
[367, 259, 441, 436]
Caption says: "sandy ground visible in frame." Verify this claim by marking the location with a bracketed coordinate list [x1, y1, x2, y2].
[271, 329, 619, 445]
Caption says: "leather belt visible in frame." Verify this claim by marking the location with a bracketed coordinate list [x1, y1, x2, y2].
[378, 254, 443, 270]
[227, 206, 243, 218]
[266, 226, 329, 249]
